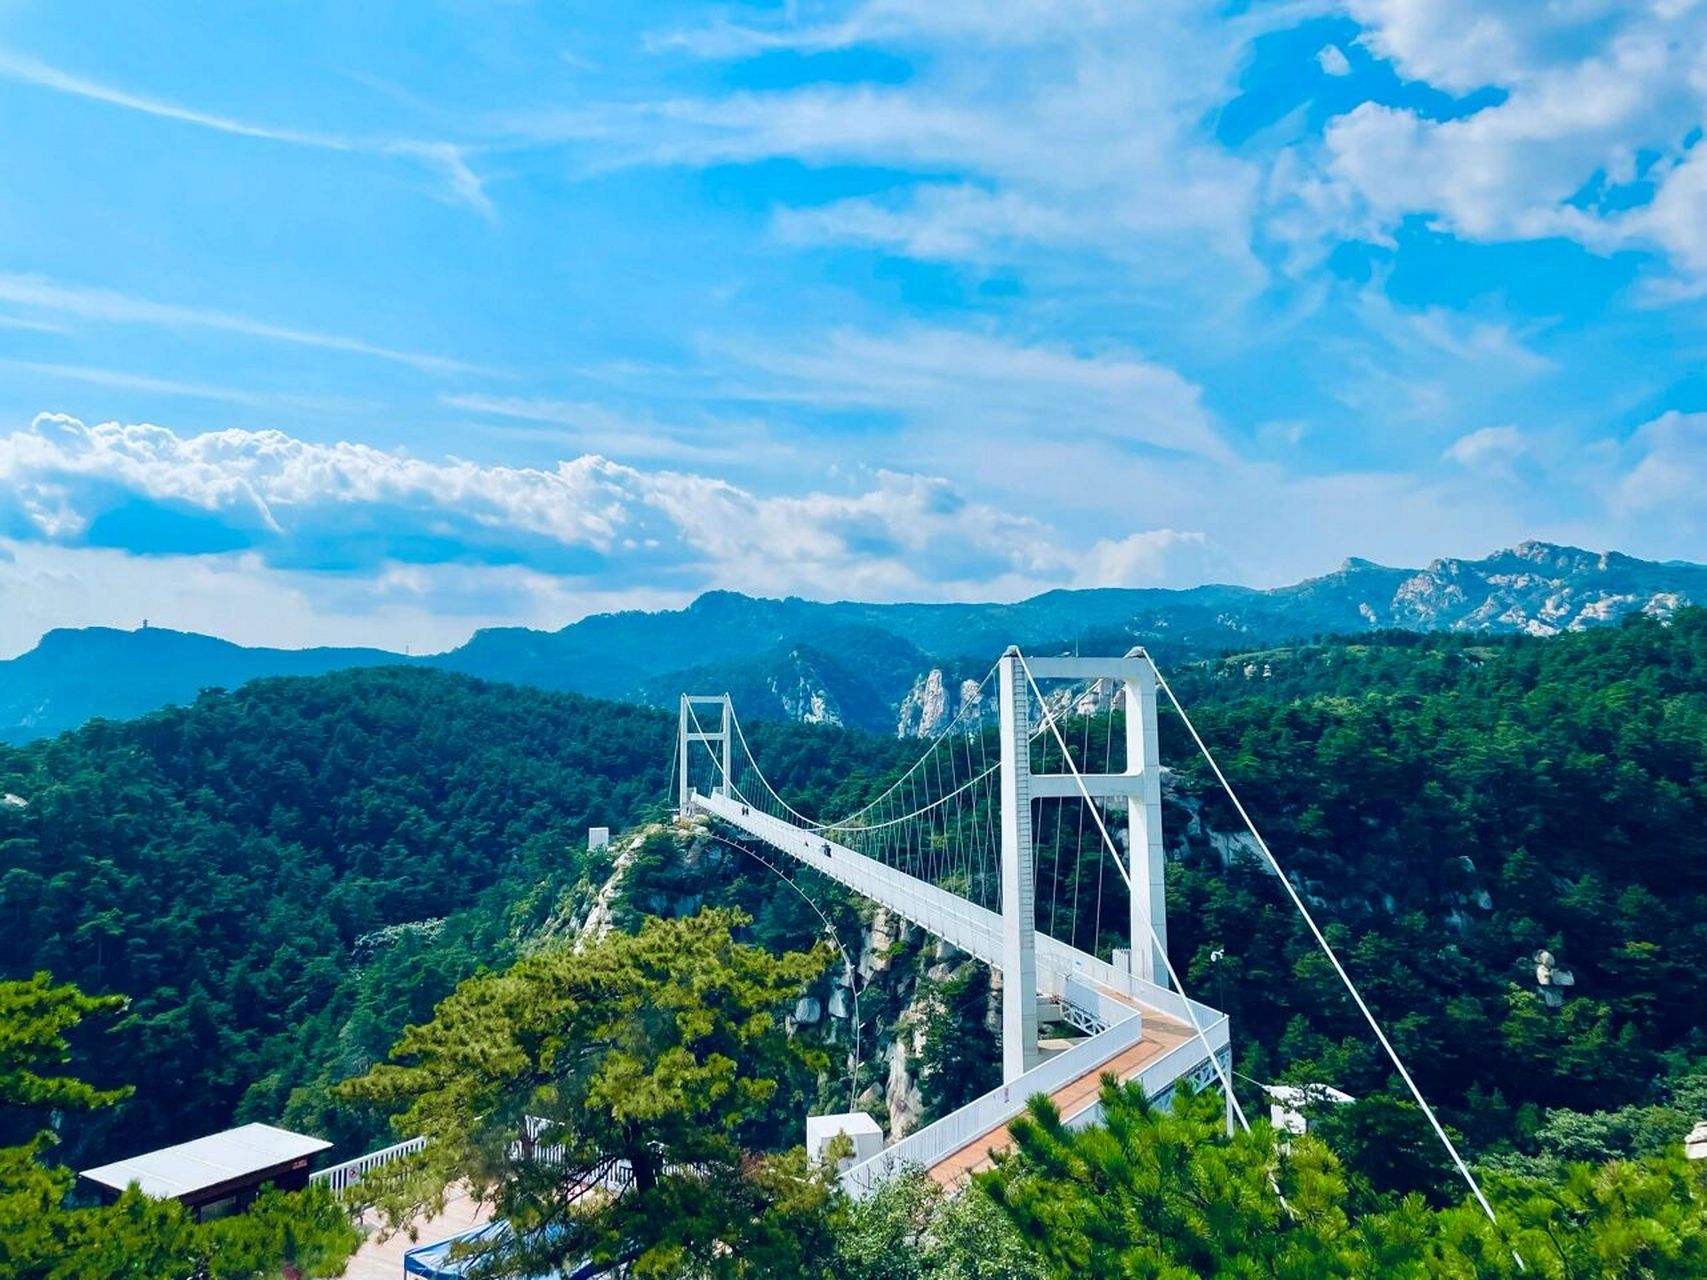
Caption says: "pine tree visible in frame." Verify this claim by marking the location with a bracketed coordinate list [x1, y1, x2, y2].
[342, 907, 839, 1278]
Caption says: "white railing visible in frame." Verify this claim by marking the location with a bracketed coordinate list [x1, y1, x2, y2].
[310, 1136, 426, 1194]
[841, 1010, 1232, 1198]
[840, 1011, 1146, 1196]
[697, 792, 1205, 1033]
[700, 795, 1006, 965]
[1126, 1029, 1227, 1115]
[1037, 935, 1223, 1030]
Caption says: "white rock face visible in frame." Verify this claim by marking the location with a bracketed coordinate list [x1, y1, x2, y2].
[861, 908, 896, 977]
[896, 670, 993, 739]
[768, 652, 843, 727]
[897, 668, 949, 738]
[1372, 543, 1694, 634]
[885, 1034, 924, 1138]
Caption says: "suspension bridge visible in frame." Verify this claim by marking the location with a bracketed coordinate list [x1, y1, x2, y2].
[333, 641, 1516, 1273]
[677, 647, 1234, 1192]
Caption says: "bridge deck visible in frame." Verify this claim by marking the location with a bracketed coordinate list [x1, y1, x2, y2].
[693, 791, 1148, 1031]
[690, 789, 1230, 1199]
[341, 1182, 494, 1280]
[926, 1011, 1194, 1184]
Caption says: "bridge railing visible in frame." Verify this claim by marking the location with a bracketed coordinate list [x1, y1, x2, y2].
[697, 791, 1007, 963]
[309, 1136, 425, 1195]
[840, 1011, 1147, 1197]
[700, 789, 1224, 1036]
[1037, 935, 1223, 1029]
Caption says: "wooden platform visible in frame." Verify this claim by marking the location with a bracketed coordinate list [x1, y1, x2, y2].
[341, 1182, 495, 1280]
[926, 1012, 1195, 1185]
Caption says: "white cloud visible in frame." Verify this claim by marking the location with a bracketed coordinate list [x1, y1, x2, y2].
[774, 185, 1080, 261]
[0, 412, 1202, 608]
[1444, 424, 1527, 471]
[1346, 0, 1556, 92]
[0, 312, 68, 334]
[1079, 529, 1212, 587]
[0, 359, 371, 413]
[1614, 410, 1706, 516]
[715, 325, 1230, 462]
[2, 404, 1681, 656]
[1325, 291, 1555, 429]
[570, 4, 1275, 293]
[0, 273, 482, 375]
[442, 394, 786, 467]
[1309, 3, 1707, 272]
[1317, 44, 1352, 76]
[0, 48, 493, 216]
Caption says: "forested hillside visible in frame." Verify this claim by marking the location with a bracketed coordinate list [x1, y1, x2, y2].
[0, 669, 679, 1163]
[1160, 610, 1707, 1163]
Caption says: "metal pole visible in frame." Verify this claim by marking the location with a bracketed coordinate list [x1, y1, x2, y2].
[997, 648, 1039, 1081]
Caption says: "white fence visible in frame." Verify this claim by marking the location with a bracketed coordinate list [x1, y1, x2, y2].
[1036, 934, 1223, 1031]
[840, 1005, 1231, 1198]
[309, 1136, 425, 1195]
[840, 1011, 1148, 1197]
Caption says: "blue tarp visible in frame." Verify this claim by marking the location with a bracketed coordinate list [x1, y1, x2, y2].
[402, 1221, 513, 1278]
[401, 1219, 589, 1279]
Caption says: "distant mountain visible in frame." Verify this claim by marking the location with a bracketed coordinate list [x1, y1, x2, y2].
[2, 541, 1700, 742]
[0, 628, 402, 744]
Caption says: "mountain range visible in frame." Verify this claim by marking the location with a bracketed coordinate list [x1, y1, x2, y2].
[2, 541, 1700, 743]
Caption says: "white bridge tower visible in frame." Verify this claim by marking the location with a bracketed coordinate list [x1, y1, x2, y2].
[678, 694, 732, 815]
[997, 647, 1168, 1081]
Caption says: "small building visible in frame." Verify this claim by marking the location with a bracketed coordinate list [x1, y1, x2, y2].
[1687, 1121, 1707, 1162]
[79, 1122, 331, 1221]
[1265, 1083, 1355, 1136]
[806, 1112, 884, 1172]
[588, 826, 611, 851]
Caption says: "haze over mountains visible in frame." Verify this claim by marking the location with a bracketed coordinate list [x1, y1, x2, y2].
[2, 541, 1701, 743]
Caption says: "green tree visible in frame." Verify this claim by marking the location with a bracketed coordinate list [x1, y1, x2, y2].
[832, 1167, 1044, 1280]
[1474, 1155, 1707, 1280]
[0, 973, 129, 1133]
[970, 1074, 1707, 1280]
[980, 1081, 1377, 1278]
[914, 966, 999, 1118]
[343, 908, 837, 1278]
[0, 974, 358, 1280]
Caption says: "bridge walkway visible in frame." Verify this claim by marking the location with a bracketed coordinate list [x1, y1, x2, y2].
[688, 790, 1230, 1194]
[926, 1010, 1194, 1185]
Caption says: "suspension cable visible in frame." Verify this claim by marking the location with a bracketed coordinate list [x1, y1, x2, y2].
[722, 663, 1001, 833]
[1145, 655, 1520, 1264]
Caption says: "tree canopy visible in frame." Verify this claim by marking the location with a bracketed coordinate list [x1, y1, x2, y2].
[0, 974, 358, 1280]
[978, 1079, 1707, 1280]
[343, 907, 839, 1278]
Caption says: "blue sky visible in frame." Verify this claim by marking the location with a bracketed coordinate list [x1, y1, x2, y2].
[0, 0, 1703, 654]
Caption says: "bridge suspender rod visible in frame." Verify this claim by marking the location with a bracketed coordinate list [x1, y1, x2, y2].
[1146, 658, 1523, 1268]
